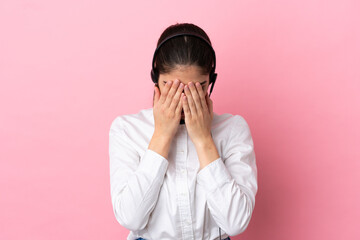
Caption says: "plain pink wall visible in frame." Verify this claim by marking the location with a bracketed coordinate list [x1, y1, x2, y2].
[1, 0, 359, 239]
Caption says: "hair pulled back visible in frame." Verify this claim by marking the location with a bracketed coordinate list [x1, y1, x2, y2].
[154, 23, 214, 76]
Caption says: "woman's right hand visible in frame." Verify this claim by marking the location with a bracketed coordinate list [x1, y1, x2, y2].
[148, 79, 184, 159]
[152, 79, 184, 141]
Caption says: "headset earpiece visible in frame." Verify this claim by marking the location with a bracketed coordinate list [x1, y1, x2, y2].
[151, 68, 158, 84]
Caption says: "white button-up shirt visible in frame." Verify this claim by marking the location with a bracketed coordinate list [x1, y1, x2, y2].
[109, 108, 258, 240]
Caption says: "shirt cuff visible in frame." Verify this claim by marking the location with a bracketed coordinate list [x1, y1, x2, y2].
[137, 148, 169, 180]
[196, 158, 232, 193]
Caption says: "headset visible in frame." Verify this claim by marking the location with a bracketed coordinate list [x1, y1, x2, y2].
[150, 32, 218, 97]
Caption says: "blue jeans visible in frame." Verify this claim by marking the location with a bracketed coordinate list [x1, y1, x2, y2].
[136, 237, 230, 240]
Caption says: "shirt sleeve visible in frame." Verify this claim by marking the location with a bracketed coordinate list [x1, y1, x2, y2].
[109, 117, 169, 231]
[196, 115, 258, 236]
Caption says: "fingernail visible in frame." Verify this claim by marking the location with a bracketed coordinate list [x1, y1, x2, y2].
[167, 81, 172, 85]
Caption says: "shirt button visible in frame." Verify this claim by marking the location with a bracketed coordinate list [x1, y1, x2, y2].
[179, 150, 184, 153]
[181, 169, 186, 174]
[186, 220, 192, 225]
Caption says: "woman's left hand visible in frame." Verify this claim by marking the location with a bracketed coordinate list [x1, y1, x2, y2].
[182, 81, 214, 146]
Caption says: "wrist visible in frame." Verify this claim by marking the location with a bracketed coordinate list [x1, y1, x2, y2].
[148, 132, 173, 159]
[193, 134, 214, 149]
[152, 130, 173, 143]
[194, 136, 220, 170]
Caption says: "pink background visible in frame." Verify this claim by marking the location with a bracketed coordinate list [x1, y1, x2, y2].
[1, 0, 359, 239]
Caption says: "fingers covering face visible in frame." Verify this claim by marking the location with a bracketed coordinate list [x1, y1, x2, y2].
[195, 82, 208, 110]
[158, 80, 209, 118]
[184, 84, 197, 116]
[169, 81, 184, 111]
[183, 82, 208, 115]
[159, 80, 173, 104]
[164, 79, 180, 107]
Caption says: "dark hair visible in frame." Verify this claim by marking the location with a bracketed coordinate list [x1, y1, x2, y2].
[154, 23, 214, 76]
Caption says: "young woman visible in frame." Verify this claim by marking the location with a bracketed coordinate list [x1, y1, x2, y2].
[109, 23, 258, 240]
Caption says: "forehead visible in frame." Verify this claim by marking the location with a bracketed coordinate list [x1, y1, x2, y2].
[159, 65, 209, 84]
